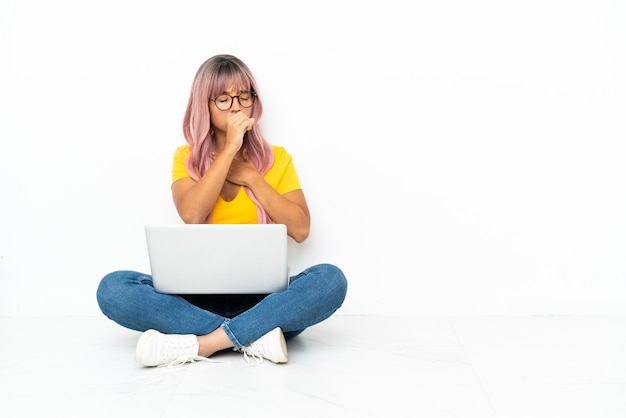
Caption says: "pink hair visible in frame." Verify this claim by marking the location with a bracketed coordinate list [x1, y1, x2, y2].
[182, 55, 274, 224]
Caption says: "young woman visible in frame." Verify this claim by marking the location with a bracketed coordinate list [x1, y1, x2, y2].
[96, 54, 348, 367]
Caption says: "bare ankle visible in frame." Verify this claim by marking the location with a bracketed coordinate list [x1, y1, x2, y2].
[197, 329, 233, 357]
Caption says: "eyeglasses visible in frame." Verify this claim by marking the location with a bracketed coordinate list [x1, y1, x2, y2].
[210, 91, 256, 111]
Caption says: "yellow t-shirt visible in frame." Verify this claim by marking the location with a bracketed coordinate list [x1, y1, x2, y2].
[171, 145, 302, 224]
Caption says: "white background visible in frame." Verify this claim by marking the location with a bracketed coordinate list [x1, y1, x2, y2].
[1, 0, 625, 317]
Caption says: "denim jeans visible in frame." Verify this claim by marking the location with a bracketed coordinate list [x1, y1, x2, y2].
[96, 263, 347, 349]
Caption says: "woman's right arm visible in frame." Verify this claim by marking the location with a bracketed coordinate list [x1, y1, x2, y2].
[171, 151, 236, 224]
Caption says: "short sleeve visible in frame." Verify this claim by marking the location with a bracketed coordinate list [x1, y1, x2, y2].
[172, 145, 192, 184]
[266, 146, 301, 195]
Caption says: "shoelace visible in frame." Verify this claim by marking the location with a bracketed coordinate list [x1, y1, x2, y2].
[240, 345, 265, 364]
[159, 355, 219, 368]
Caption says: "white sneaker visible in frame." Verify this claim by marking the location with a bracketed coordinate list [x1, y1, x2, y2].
[135, 329, 210, 367]
[239, 327, 288, 364]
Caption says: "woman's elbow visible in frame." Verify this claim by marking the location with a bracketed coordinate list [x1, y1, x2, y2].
[177, 207, 207, 224]
[289, 222, 310, 243]
[291, 231, 309, 243]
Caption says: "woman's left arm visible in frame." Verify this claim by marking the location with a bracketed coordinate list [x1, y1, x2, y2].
[248, 184, 311, 243]
[227, 151, 311, 242]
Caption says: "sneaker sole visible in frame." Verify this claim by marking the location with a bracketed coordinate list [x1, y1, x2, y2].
[272, 328, 288, 364]
[135, 329, 159, 366]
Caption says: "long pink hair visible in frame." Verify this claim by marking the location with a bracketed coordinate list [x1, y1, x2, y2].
[182, 55, 274, 224]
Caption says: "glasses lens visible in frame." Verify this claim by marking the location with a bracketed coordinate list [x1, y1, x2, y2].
[214, 94, 233, 111]
[238, 92, 254, 108]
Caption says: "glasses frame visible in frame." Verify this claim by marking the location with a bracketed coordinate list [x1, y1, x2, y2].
[209, 91, 257, 111]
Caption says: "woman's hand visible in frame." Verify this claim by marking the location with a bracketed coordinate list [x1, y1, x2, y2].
[227, 149, 260, 187]
[225, 112, 255, 154]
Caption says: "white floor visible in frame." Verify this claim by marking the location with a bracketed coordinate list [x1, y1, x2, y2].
[1, 315, 625, 418]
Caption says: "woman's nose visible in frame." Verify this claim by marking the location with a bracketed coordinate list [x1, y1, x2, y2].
[231, 96, 242, 110]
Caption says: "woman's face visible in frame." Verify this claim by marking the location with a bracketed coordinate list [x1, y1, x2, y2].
[209, 85, 254, 133]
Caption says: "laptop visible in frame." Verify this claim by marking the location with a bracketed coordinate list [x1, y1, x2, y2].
[145, 224, 289, 294]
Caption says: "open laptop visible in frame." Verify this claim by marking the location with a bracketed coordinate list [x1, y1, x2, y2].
[145, 224, 289, 294]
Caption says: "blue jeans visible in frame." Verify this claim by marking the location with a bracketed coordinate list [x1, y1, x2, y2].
[96, 263, 347, 349]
